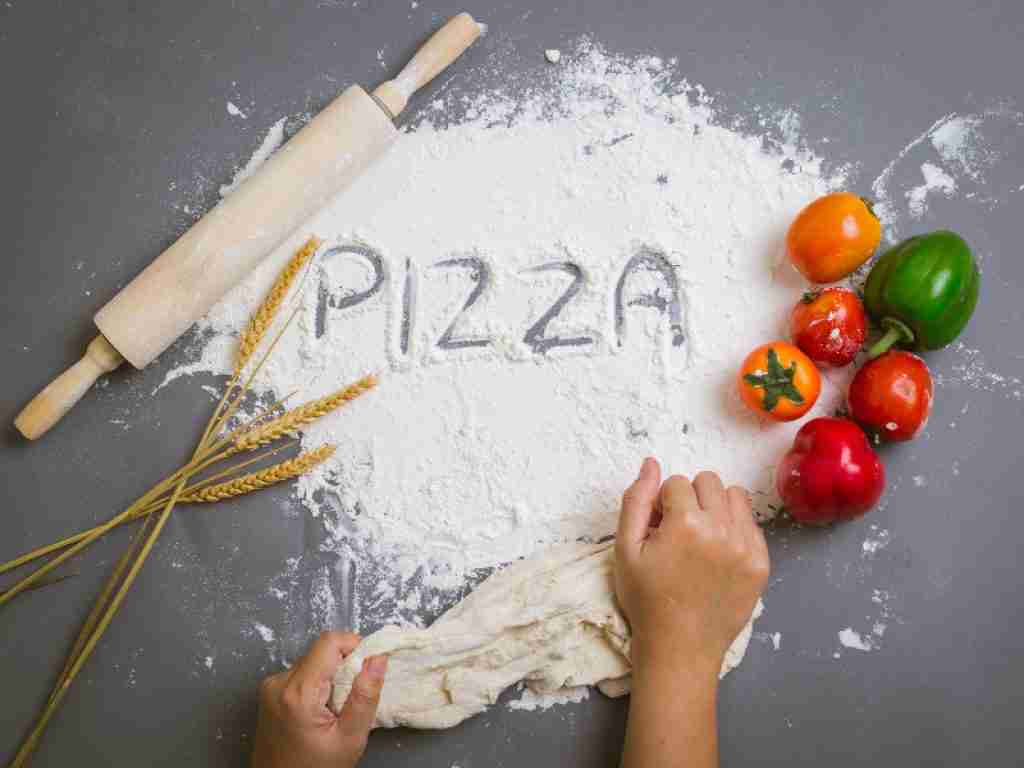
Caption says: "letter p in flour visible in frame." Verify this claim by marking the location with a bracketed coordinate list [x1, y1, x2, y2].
[315, 242, 387, 339]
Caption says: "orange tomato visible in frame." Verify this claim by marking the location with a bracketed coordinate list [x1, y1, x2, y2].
[738, 341, 820, 421]
[786, 192, 881, 284]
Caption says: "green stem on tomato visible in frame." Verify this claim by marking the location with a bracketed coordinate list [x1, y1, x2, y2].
[867, 317, 915, 359]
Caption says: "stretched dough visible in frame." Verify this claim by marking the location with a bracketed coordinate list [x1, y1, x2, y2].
[331, 541, 762, 729]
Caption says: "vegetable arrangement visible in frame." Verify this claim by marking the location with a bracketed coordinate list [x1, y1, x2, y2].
[736, 192, 980, 525]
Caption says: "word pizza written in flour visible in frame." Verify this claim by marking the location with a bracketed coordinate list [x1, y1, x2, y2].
[313, 242, 688, 365]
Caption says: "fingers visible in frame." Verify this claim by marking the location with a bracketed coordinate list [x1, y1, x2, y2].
[693, 471, 726, 515]
[727, 485, 771, 583]
[725, 485, 750, 529]
[337, 655, 388, 739]
[617, 457, 662, 557]
[259, 669, 288, 707]
[284, 631, 361, 718]
[659, 473, 699, 529]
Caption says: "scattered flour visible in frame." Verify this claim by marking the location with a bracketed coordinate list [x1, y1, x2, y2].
[861, 526, 891, 557]
[544, 48, 562, 64]
[838, 627, 873, 652]
[252, 622, 276, 644]
[929, 115, 987, 181]
[906, 162, 956, 217]
[509, 684, 589, 712]
[219, 117, 288, 198]
[935, 343, 1023, 401]
[871, 107, 1024, 236]
[171, 41, 844, 606]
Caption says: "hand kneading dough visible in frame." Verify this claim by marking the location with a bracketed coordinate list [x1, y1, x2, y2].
[331, 541, 762, 729]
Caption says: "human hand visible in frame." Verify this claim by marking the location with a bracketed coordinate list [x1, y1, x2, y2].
[252, 631, 388, 768]
[615, 458, 770, 677]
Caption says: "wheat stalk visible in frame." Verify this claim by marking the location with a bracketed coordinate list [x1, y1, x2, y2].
[192, 235, 318, 456]
[6, 233, 385, 767]
[232, 374, 377, 453]
[0, 444, 295, 577]
[180, 445, 335, 503]
[234, 235, 320, 376]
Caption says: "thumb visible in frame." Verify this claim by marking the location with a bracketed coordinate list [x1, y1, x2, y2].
[616, 457, 662, 558]
[337, 655, 388, 737]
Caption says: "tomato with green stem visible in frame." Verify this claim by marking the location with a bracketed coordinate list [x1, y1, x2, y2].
[738, 342, 820, 422]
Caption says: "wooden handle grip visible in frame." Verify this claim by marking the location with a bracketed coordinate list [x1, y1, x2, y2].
[372, 12, 482, 117]
[14, 335, 124, 440]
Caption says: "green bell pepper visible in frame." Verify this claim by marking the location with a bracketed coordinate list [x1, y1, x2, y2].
[864, 230, 979, 359]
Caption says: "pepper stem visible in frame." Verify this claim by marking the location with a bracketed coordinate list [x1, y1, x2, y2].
[867, 318, 915, 359]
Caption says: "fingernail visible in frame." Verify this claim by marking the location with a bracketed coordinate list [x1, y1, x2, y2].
[637, 458, 650, 479]
[367, 655, 388, 681]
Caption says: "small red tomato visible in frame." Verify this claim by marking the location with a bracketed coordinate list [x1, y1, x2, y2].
[776, 417, 885, 525]
[790, 288, 867, 367]
[848, 351, 933, 441]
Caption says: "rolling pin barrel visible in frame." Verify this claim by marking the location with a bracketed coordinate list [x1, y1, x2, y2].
[14, 12, 482, 440]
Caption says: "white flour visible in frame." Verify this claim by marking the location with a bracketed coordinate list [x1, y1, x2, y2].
[871, 107, 1023, 237]
[170, 42, 844, 605]
[508, 684, 589, 712]
[219, 117, 287, 198]
[837, 627, 873, 652]
[906, 162, 956, 218]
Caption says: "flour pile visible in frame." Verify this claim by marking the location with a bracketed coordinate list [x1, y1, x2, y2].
[168, 41, 842, 608]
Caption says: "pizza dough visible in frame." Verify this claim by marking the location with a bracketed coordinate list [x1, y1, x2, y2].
[331, 540, 762, 729]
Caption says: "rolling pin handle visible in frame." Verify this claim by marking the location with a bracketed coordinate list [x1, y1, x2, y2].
[14, 335, 125, 440]
[372, 11, 482, 118]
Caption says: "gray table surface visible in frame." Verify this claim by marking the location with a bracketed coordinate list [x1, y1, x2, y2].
[2, 0, 1022, 765]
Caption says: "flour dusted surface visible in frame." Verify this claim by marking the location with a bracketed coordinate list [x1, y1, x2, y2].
[175, 42, 841, 600]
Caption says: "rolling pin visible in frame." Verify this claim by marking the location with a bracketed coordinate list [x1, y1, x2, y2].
[15, 12, 482, 440]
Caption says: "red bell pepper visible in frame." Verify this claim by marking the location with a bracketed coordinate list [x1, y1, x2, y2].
[776, 417, 885, 525]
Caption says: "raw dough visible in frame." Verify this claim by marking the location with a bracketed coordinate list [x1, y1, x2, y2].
[331, 541, 762, 728]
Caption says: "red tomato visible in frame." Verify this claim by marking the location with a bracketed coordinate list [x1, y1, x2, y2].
[790, 288, 867, 367]
[776, 417, 885, 525]
[848, 351, 933, 441]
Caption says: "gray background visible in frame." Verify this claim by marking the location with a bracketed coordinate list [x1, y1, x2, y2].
[2, 0, 1023, 765]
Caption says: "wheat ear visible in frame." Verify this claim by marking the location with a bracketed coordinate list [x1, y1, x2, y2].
[234, 236, 320, 376]
[232, 374, 377, 453]
[180, 445, 335, 503]
[196, 235, 317, 456]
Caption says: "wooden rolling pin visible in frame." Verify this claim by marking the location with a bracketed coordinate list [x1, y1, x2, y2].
[15, 12, 482, 440]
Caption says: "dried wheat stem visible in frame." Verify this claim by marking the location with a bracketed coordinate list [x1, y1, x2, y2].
[0, 444, 296, 577]
[9, 482, 188, 768]
[0, 470, 183, 606]
[234, 235, 320, 376]
[181, 445, 336, 503]
[232, 374, 377, 453]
